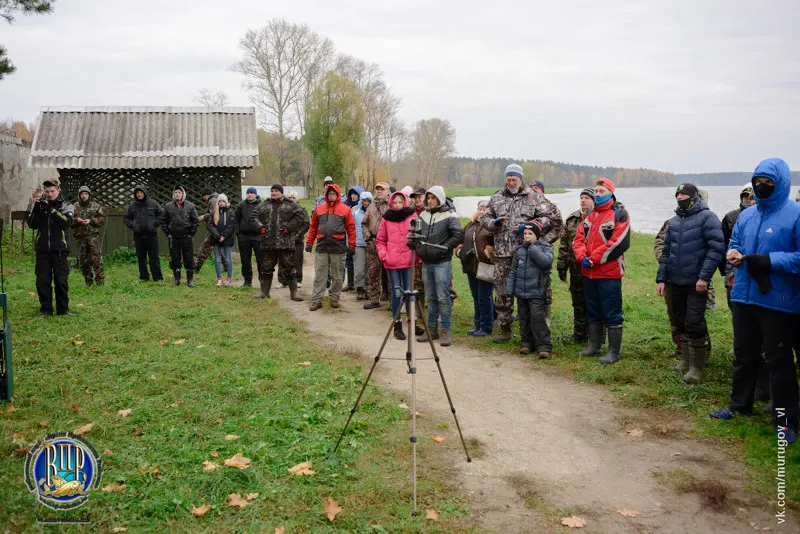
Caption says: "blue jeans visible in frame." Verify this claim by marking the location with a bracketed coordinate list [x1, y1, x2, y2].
[422, 262, 452, 330]
[583, 277, 623, 326]
[214, 244, 233, 279]
[467, 274, 494, 333]
[388, 268, 411, 319]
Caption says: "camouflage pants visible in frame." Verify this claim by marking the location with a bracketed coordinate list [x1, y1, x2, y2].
[568, 267, 586, 336]
[197, 234, 227, 271]
[493, 257, 515, 328]
[706, 278, 716, 311]
[366, 242, 382, 303]
[77, 236, 104, 285]
[260, 249, 296, 282]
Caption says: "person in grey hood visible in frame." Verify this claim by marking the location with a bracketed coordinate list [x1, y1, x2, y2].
[161, 186, 199, 286]
[235, 186, 263, 287]
[414, 185, 463, 347]
[124, 185, 163, 282]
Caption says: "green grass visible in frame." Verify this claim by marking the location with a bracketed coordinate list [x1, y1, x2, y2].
[0, 245, 473, 531]
[447, 187, 568, 197]
[451, 231, 800, 503]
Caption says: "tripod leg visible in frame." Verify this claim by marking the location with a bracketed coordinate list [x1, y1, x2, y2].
[415, 299, 472, 463]
[331, 303, 405, 457]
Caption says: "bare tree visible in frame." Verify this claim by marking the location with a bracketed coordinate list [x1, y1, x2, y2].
[380, 116, 408, 182]
[194, 88, 229, 107]
[410, 119, 457, 187]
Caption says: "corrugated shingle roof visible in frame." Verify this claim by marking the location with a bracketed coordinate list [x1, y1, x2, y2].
[29, 107, 259, 169]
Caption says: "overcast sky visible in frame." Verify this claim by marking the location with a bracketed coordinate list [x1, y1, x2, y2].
[1, 0, 797, 173]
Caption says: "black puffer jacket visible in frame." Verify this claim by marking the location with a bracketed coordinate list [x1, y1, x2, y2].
[28, 196, 74, 252]
[208, 206, 235, 246]
[125, 186, 163, 235]
[656, 199, 725, 286]
[161, 188, 199, 237]
[416, 187, 463, 264]
[235, 196, 262, 235]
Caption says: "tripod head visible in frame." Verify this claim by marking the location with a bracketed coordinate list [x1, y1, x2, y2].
[405, 218, 448, 252]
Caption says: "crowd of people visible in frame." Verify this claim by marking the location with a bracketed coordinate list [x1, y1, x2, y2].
[26, 157, 800, 443]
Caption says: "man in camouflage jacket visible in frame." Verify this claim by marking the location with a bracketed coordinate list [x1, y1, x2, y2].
[361, 181, 390, 309]
[480, 164, 561, 342]
[72, 185, 105, 287]
[557, 188, 594, 342]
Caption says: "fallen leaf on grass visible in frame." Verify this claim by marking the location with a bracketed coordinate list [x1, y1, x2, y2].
[137, 464, 159, 474]
[90, 345, 100, 353]
[71, 337, 84, 345]
[102, 484, 126, 492]
[70, 403, 80, 412]
[15, 447, 30, 456]
[196, 344, 206, 349]
[617, 508, 639, 518]
[398, 403, 409, 409]
[298, 361, 311, 367]
[246, 493, 259, 501]
[192, 503, 211, 517]
[27, 291, 36, 296]
[173, 339, 186, 345]
[112, 528, 127, 533]
[132, 427, 143, 437]
[202, 461, 219, 472]
[104, 449, 113, 456]
[38, 420, 50, 428]
[77, 303, 85, 307]
[214, 419, 223, 424]
[74, 423, 94, 435]
[288, 461, 315, 476]
[159, 339, 169, 345]
[5, 405, 19, 414]
[322, 498, 342, 521]
[224, 453, 251, 470]
[561, 516, 587, 528]
[426, 509, 440, 521]
[210, 450, 218, 457]
[226, 493, 249, 509]
[118, 409, 132, 418]
[175, 399, 185, 405]
[626, 429, 644, 437]
[431, 435, 445, 443]
[150, 375, 156, 380]
[225, 434, 240, 441]
[11, 433, 26, 442]
[275, 527, 285, 534]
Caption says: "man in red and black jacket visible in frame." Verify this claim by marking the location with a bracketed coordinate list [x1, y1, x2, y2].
[573, 177, 631, 364]
[306, 183, 356, 311]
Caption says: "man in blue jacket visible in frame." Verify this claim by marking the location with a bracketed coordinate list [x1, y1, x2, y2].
[710, 158, 800, 444]
[656, 183, 724, 385]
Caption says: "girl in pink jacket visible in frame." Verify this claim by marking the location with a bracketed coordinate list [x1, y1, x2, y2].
[377, 191, 418, 340]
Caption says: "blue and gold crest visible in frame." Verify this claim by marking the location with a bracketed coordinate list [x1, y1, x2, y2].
[24, 432, 103, 510]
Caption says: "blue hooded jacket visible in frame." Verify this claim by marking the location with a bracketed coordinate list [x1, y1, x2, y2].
[345, 186, 364, 208]
[352, 191, 373, 247]
[729, 158, 800, 314]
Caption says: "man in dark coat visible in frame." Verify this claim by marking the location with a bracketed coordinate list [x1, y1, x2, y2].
[235, 187, 263, 287]
[557, 188, 594, 342]
[28, 177, 75, 316]
[124, 185, 163, 282]
[161, 186, 199, 287]
[656, 183, 725, 385]
[72, 185, 105, 287]
[251, 184, 306, 301]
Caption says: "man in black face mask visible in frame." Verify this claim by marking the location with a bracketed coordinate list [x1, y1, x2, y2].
[656, 183, 724, 385]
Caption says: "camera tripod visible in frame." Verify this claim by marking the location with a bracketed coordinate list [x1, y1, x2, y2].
[331, 243, 471, 516]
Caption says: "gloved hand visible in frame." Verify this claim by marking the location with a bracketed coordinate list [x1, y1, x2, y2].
[558, 269, 567, 282]
[746, 254, 771, 273]
[305, 244, 312, 253]
[581, 257, 592, 269]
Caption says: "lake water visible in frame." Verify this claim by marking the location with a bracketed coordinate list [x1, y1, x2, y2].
[452, 186, 778, 235]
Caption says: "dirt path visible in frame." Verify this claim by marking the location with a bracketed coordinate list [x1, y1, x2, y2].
[251, 263, 784, 533]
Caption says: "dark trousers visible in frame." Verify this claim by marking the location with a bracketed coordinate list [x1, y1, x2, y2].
[134, 233, 162, 281]
[467, 274, 494, 333]
[294, 242, 304, 283]
[518, 297, 551, 352]
[35, 251, 70, 315]
[670, 283, 708, 347]
[568, 267, 586, 336]
[238, 234, 263, 284]
[260, 249, 296, 281]
[168, 235, 194, 271]
[583, 277, 623, 326]
[731, 303, 799, 430]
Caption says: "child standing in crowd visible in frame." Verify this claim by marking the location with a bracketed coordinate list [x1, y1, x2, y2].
[507, 221, 554, 358]
[377, 191, 418, 340]
[209, 193, 235, 287]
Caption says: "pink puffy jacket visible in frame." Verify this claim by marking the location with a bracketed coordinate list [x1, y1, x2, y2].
[377, 192, 418, 269]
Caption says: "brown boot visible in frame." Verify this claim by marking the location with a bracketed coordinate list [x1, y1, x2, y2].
[330, 299, 340, 309]
[309, 301, 323, 311]
[493, 324, 512, 343]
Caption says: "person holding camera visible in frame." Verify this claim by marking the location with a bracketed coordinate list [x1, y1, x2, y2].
[124, 185, 164, 282]
[72, 185, 106, 287]
[28, 177, 75, 316]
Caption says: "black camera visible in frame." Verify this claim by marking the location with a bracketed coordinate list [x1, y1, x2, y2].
[36, 195, 49, 208]
[406, 218, 423, 250]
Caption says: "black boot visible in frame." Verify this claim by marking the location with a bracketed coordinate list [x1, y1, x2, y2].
[252, 276, 272, 299]
[186, 270, 194, 288]
[173, 269, 181, 286]
[289, 280, 304, 302]
[343, 268, 355, 291]
[599, 326, 622, 365]
[579, 323, 604, 357]
[393, 320, 406, 340]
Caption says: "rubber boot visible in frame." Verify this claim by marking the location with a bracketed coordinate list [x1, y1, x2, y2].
[493, 324, 512, 344]
[683, 342, 707, 384]
[599, 325, 622, 365]
[393, 320, 406, 340]
[579, 323, 604, 356]
[186, 270, 194, 288]
[674, 343, 690, 372]
[173, 269, 181, 286]
[252, 276, 272, 299]
[289, 280, 304, 302]
[343, 268, 355, 292]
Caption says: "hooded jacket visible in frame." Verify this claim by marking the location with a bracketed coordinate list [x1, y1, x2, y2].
[72, 186, 105, 239]
[507, 241, 554, 299]
[458, 211, 495, 276]
[352, 191, 373, 247]
[557, 210, 585, 275]
[235, 195, 262, 235]
[307, 184, 357, 252]
[345, 186, 364, 208]
[729, 158, 800, 314]
[28, 193, 74, 252]
[656, 198, 725, 286]
[416, 186, 463, 264]
[161, 187, 200, 238]
[480, 186, 559, 258]
[124, 186, 163, 235]
[362, 192, 389, 244]
[572, 199, 630, 279]
[208, 202, 235, 246]
[251, 193, 306, 251]
[377, 192, 418, 269]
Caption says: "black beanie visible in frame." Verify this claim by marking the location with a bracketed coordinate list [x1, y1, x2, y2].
[202, 187, 213, 197]
[271, 184, 284, 194]
[676, 183, 699, 198]
[580, 188, 594, 200]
